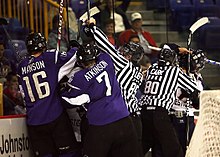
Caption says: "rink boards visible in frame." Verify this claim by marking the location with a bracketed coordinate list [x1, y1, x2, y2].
[0, 115, 33, 157]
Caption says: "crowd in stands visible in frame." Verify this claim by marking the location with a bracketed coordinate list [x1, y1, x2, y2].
[0, 42, 25, 115]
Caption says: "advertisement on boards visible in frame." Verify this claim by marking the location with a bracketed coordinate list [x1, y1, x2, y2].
[0, 115, 33, 157]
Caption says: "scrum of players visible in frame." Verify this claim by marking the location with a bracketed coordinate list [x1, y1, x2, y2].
[17, 18, 207, 157]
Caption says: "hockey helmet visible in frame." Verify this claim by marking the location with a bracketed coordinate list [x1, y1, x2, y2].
[159, 44, 177, 66]
[26, 32, 47, 54]
[77, 43, 100, 64]
[119, 42, 144, 63]
[179, 49, 206, 73]
[191, 49, 206, 72]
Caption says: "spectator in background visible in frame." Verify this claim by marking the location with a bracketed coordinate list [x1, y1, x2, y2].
[3, 72, 26, 115]
[47, 14, 81, 52]
[96, 0, 131, 37]
[103, 18, 119, 47]
[129, 34, 141, 44]
[67, 6, 79, 33]
[0, 43, 12, 85]
[119, 12, 158, 63]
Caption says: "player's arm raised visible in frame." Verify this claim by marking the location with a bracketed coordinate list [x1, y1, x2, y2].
[83, 19, 128, 70]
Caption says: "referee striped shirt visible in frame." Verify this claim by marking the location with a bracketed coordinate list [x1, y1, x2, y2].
[88, 25, 143, 113]
[140, 63, 200, 111]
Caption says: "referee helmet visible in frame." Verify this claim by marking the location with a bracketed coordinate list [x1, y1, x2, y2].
[159, 44, 177, 66]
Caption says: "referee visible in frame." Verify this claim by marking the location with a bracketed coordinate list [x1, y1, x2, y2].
[85, 21, 144, 157]
[140, 44, 200, 157]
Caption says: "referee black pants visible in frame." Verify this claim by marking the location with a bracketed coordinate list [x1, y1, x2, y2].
[141, 107, 184, 157]
[130, 114, 143, 157]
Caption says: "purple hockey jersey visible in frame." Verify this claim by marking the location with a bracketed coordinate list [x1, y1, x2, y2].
[17, 48, 77, 125]
[61, 53, 129, 125]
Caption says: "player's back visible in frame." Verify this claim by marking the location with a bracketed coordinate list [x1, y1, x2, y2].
[17, 50, 64, 125]
[63, 53, 129, 125]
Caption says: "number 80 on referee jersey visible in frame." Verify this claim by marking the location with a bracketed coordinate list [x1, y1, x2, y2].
[144, 81, 160, 95]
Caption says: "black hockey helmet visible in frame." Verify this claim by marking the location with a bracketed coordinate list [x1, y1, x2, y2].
[77, 43, 99, 64]
[119, 42, 144, 63]
[179, 49, 206, 73]
[26, 32, 47, 54]
[159, 44, 177, 66]
[191, 49, 206, 72]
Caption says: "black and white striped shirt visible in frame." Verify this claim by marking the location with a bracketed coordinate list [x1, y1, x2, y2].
[140, 63, 200, 111]
[89, 25, 143, 113]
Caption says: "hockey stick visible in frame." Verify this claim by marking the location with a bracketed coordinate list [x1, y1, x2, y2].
[187, 17, 210, 49]
[57, 0, 64, 51]
[66, 0, 70, 44]
[79, 6, 100, 23]
[148, 45, 161, 51]
[77, 7, 100, 41]
[87, 0, 91, 21]
[187, 17, 209, 73]
[186, 17, 209, 148]
[77, 6, 100, 41]
[205, 58, 220, 66]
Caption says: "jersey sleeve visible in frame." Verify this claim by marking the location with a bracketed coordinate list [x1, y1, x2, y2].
[178, 69, 201, 93]
[88, 25, 129, 71]
[61, 76, 90, 106]
[56, 48, 77, 82]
